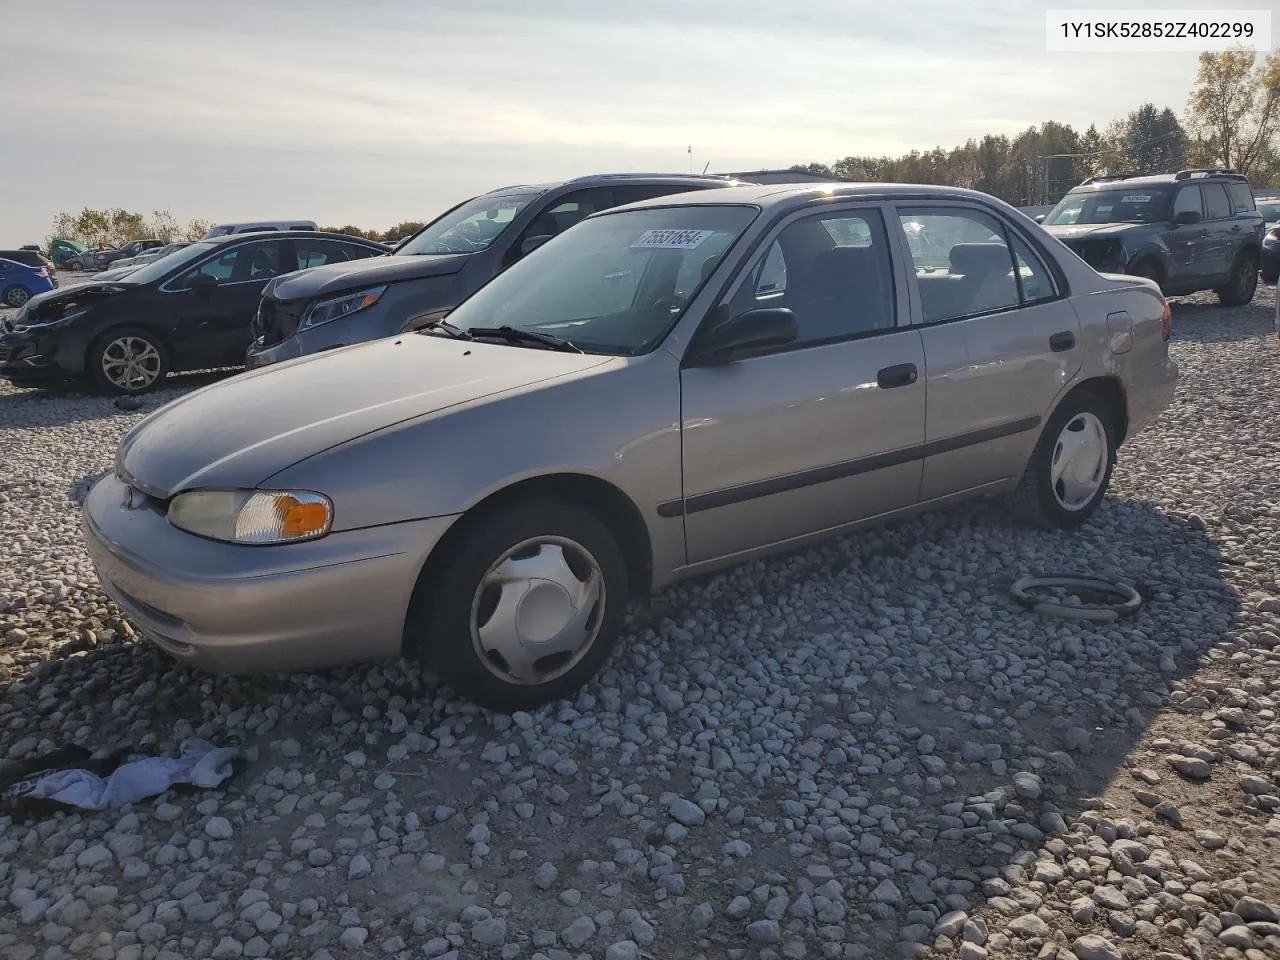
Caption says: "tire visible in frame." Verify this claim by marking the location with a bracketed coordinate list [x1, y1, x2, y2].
[406, 501, 629, 711]
[1216, 250, 1259, 306]
[66, 261, 83, 272]
[88, 327, 170, 395]
[1260, 260, 1278, 286]
[3, 285, 31, 307]
[1009, 391, 1117, 530]
[1129, 259, 1163, 291]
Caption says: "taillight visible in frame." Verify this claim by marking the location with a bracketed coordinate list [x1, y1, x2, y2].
[1161, 299, 1172, 341]
[36, 267, 48, 279]
[1269, 226, 1280, 239]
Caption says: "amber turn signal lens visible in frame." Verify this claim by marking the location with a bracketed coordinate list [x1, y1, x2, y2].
[280, 498, 330, 536]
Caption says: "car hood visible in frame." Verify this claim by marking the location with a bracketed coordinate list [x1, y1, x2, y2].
[1042, 223, 1142, 240]
[268, 252, 472, 301]
[11, 282, 129, 326]
[117, 335, 613, 498]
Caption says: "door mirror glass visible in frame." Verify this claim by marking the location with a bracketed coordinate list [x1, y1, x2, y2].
[689, 306, 798, 365]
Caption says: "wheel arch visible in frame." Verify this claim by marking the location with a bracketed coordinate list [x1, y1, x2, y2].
[400, 471, 655, 655]
[1048, 375, 1129, 447]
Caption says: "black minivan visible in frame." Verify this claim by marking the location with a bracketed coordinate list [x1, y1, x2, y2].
[245, 173, 746, 370]
[0, 231, 387, 394]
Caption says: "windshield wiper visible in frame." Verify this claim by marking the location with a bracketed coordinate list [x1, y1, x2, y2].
[417, 318, 474, 340]
[468, 326, 584, 353]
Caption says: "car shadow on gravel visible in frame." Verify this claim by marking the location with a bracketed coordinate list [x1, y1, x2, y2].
[1168, 286, 1277, 344]
[0, 370, 237, 430]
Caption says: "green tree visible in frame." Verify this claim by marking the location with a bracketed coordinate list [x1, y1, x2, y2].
[1107, 104, 1188, 173]
[1186, 46, 1280, 176]
[47, 207, 209, 248]
[382, 221, 426, 243]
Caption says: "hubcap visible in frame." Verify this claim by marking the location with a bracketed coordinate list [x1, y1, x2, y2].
[1050, 412, 1108, 511]
[5, 287, 29, 306]
[101, 336, 162, 391]
[470, 536, 605, 687]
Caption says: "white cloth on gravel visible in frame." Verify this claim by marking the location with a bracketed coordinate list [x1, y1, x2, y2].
[5, 739, 236, 809]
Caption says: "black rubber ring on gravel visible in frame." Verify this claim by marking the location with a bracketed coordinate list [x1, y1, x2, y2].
[1009, 575, 1144, 623]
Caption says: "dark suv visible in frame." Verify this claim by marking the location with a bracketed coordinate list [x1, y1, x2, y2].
[245, 173, 748, 369]
[1039, 168, 1264, 307]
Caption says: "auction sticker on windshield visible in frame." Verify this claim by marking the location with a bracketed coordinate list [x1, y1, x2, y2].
[1121, 195, 1153, 203]
[631, 229, 715, 250]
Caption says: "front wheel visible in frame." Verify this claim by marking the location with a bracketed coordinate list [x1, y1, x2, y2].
[3, 285, 31, 307]
[1217, 251, 1259, 306]
[88, 327, 170, 395]
[407, 501, 629, 711]
[1010, 392, 1117, 530]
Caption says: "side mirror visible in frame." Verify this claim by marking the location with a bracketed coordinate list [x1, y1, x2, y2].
[1033, 214, 1045, 224]
[1174, 210, 1202, 225]
[688, 306, 798, 366]
[520, 234, 553, 257]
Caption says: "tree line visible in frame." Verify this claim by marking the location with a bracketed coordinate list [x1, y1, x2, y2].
[787, 49, 1280, 205]
[46, 48, 1279, 247]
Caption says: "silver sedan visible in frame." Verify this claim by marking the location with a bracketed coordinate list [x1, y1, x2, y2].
[83, 182, 1177, 710]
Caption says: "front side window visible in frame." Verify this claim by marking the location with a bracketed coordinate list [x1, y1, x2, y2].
[1043, 186, 1172, 226]
[727, 211, 896, 345]
[397, 192, 540, 256]
[172, 241, 282, 289]
[441, 206, 758, 355]
[897, 208, 1019, 322]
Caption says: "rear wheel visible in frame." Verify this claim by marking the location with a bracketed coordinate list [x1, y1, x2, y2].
[66, 261, 83, 272]
[406, 501, 629, 711]
[88, 327, 170, 395]
[1129, 259, 1163, 291]
[3, 285, 31, 307]
[1009, 391, 1117, 530]
[1217, 250, 1259, 306]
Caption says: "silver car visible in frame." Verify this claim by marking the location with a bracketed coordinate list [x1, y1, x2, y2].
[82, 183, 1177, 710]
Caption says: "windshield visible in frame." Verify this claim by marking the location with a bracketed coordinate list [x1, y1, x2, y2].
[396, 192, 540, 256]
[1044, 186, 1172, 226]
[441, 205, 757, 356]
[121, 241, 219, 284]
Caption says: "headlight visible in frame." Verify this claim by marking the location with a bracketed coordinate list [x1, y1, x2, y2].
[167, 489, 333, 544]
[299, 286, 386, 331]
[11, 307, 87, 331]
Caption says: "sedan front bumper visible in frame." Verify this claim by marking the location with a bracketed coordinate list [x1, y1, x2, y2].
[82, 472, 456, 674]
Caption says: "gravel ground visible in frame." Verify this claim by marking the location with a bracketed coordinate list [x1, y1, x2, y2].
[1, 284, 1279, 960]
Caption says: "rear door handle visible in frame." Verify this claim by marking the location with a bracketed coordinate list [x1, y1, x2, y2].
[876, 363, 918, 389]
[1049, 331, 1075, 352]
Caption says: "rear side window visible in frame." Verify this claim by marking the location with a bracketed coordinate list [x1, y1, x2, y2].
[1202, 183, 1231, 220]
[1227, 183, 1256, 213]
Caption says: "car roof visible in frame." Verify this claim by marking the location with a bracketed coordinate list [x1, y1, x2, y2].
[597, 180, 1028, 213]
[198, 230, 386, 246]
[480, 173, 746, 197]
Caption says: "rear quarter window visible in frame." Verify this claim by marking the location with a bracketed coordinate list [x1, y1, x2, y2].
[1228, 183, 1256, 213]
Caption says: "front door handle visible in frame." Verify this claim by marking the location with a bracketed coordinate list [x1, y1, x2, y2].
[1049, 331, 1075, 352]
[876, 363, 918, 389]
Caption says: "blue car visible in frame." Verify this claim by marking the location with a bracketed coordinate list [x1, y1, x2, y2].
[0, 257, 56, 308]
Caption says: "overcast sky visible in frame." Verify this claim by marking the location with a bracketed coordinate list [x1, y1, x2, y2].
[3, 0, 1273, 243]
